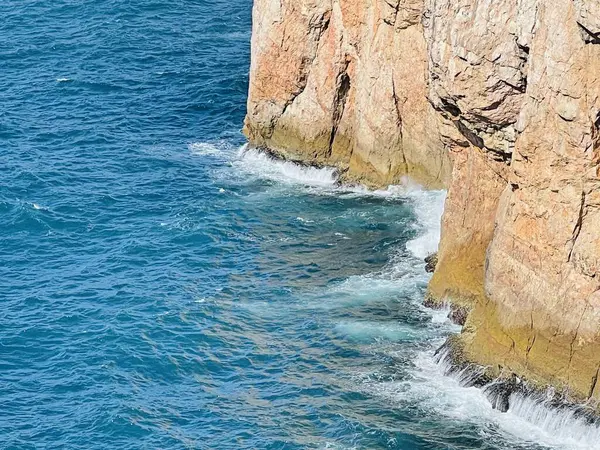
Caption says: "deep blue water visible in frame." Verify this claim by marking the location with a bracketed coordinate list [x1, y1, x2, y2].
[1, 1, 598, 449]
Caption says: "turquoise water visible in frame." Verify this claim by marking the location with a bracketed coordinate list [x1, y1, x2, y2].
[1, 1, 599, 449]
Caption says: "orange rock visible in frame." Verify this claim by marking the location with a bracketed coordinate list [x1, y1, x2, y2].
[245, 0, 600, 404]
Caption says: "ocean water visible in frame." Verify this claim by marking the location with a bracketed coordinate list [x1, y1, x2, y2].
[1, 1, 599, 449]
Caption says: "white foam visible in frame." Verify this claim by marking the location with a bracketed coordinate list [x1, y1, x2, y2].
[312, 255, 427, 310]
[189, 142, 222, 156]
[296, 217, 315, 224]
[56, 77, 71, 83]
[428, 304, 452, 324]
[235, 147, 337, 187]
[335, 321, 423, 343]
[328, 180, 440, 204]
[32, 203, 48, 211]
[508, 394, 600, 448]
[231, 148, 445, 212]
[401, 182, 446, 259]
[363, 348, 600, 450]
[303, 194, 439, 310]
[382, 183, 600, 448]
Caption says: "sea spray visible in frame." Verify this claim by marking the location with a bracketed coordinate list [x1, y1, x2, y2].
[398, 182, 446, 260]
[235, 146, 338, 187]
[508, 393, 600, 444]
[422, 348, 600, 449]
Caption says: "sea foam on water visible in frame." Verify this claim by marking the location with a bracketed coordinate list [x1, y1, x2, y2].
[234, 148, 600, 449]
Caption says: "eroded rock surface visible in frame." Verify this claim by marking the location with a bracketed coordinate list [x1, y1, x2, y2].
[245, 0, 600, 404]
[244, 0, 452, 187]
[468, 0, 600, 403]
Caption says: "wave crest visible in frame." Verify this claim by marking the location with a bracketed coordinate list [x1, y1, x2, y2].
[235, 146, 338, 187]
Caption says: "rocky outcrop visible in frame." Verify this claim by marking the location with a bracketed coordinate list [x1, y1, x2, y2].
[423, 0, 600, 404]
[243, 0, 452, 188]
[245, 0, 600, 406]
[425, 0, 528, 307]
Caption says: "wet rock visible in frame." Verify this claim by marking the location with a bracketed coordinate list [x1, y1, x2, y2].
[448, 304, 469, 326]
[484, 374, 519, 413]
[424, 253, 438, 273]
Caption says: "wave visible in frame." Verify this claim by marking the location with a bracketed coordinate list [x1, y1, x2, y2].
[508, 393, 600, 447]
[235, 146, 337, 187]
[352, 345, 599, 450]
[428, 304, 453, 324]
[402, 186, 446, 259]
[401, 349, 600, 450]
[232, 147, 446, 259]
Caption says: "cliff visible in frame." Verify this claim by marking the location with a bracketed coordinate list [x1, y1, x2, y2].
[244, 0, 600, 405]
[243, 0, 452, 188]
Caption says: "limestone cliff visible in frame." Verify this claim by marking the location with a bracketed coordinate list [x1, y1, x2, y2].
[243, 0, 452, 188]
[244, 0, 600, 405]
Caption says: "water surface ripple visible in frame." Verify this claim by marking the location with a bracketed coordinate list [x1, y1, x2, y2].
[1, 1, 598, 449]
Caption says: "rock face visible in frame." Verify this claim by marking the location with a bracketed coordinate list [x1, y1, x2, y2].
[245, 0, 600, 404]
[463, 0, 600, 403]
[243, 0, 452, 188]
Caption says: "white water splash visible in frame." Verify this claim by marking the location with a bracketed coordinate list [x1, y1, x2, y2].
[428, 304, 453, 324]
[393, 350, 600, 450]
[189, 142, 223, 156]
[335, 321, 421, 343]
[508, 393, 600, 448]
[235, 147, 337, 187]
[232, 148, 446, 218]
[312, 252, 429, 311]
[401, 183, 446, 259]
[395, 182, 600, 448]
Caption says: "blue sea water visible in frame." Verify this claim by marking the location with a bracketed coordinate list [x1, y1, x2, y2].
[1, 1, 599, 449]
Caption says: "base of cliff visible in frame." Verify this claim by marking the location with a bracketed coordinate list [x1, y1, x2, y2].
[242, 131, 449, 190]
[424, 289, 600, 422]
[434, 333, 600, 429]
